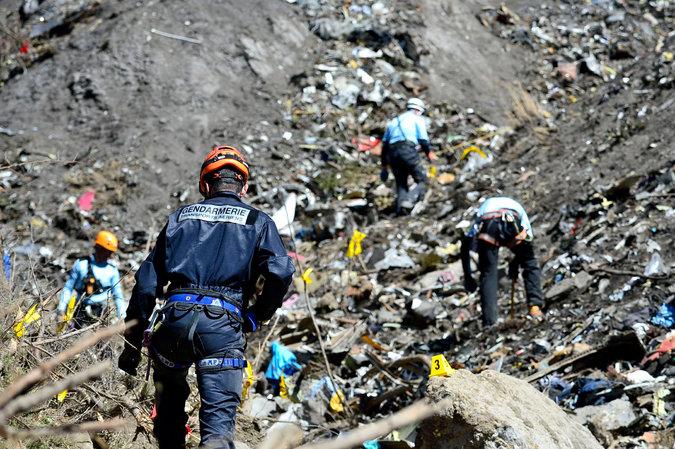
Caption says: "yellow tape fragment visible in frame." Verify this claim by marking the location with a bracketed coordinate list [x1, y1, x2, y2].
[301, 267, 314, 285]
[279, 375, 289, 399]
[329, 390, 346, 413]
[241, 360, 256, 402]
[460, 145, 486, 160]
[57, 294, 77, 334]
[346, 230, 366, 258]
[57, 390, 68, 402]
[13, 304, 41, 338]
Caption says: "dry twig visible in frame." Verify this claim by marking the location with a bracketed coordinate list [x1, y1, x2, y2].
[281, 196, 351, 417]
[30, 322, 100, 345]
[150, 28, 202, 44]
[0, 362, 110, 420]
[253, 314, 281, 373]
[294, 399, 452, 449]
[0, 321, 131, 408]
[0, 321, 136, 440]
[5, 417, 131, 440]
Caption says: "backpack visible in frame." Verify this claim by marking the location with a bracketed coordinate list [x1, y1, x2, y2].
[479, 210, 524, 246]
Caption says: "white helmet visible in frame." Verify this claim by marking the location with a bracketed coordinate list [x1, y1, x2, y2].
[406, 97, 426, 113]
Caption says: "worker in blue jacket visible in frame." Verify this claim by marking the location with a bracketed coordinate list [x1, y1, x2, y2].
[118, 145, 295, 449]
[381, 98, 437, 215]
[57, 231, 125, 327]
[461, 197, 544, 326]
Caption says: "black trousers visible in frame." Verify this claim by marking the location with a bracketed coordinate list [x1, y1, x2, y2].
[151, 304, 245, 449]
[73, 302, 105, 329]
[462, 234, 543, 326]
[388, 141, 427, 214]
[477, 240, 543, 325]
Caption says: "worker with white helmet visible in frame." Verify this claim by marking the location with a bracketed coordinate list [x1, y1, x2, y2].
[380, 98, 437, 215]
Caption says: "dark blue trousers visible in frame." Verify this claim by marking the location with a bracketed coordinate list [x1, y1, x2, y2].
[389, 141, 428, 215]
[151, 303, 245, 449]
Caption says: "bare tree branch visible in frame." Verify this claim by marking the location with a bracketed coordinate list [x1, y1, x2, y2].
[4, 417, 132, 440]
[293, 399, 452, 449]
[0, 320, 134, 409]
[0, 361, 110, 421]
[30, 322, 100, 345]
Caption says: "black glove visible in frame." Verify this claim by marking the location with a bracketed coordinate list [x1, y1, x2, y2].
[118, 344, 141, 376]
[464, 277, 478, 293]
[242, 311, 258, 333]
[380, 168, 389, 182]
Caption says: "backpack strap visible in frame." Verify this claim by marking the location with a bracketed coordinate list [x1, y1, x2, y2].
[83, 256, 104, 296]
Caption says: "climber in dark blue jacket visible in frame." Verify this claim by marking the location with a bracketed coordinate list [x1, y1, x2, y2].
[119, 145, 295, 449]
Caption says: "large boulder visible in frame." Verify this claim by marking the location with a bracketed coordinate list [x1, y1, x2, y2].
[416, 370, 603, 449]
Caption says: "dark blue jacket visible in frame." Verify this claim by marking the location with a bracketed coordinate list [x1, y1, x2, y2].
[125, 192, 295, 343]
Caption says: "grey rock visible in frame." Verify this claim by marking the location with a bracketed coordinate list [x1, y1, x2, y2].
[417, 370, 603, 449]
[575, 397, 638, 432]
[373, 247, 415, 271]
[249, 396, 277, 419]
[545, 277, 575, 300]
[573, 271, 593, 290]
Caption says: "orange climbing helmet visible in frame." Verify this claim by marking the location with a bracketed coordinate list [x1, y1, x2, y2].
[199, 145, 250, 197]
[95, 230, 118, 252]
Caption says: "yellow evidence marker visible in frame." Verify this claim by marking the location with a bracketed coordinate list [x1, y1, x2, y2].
[429, 354, 455, 378]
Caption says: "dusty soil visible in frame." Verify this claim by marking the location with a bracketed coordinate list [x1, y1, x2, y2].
[1, 0, 315, 226]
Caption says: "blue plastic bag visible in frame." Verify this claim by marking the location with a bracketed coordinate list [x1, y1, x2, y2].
[539, 375, 573, 404]
[265, 341, 302, 381]
[574, 378, 617, 407]
[3, 250, 10, 281]
[651, 303, 675, 329]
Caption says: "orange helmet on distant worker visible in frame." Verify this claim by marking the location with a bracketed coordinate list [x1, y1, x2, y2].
[199, 145, 250, 197]
[95, 230, 118, 252]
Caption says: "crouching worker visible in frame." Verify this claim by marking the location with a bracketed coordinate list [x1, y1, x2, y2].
[461, 196, 544, 327]
[118, 146, 295, 449]
[57, 231, 125, 328]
